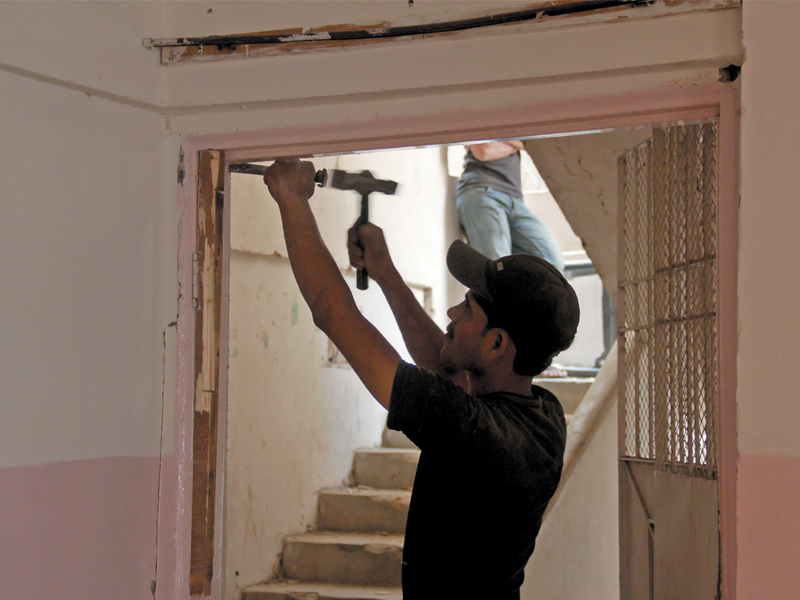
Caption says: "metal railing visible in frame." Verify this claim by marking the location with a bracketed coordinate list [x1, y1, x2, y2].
[563, 259, 617, 376]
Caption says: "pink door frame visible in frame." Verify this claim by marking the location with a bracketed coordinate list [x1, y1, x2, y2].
[158, 83, 740, 600]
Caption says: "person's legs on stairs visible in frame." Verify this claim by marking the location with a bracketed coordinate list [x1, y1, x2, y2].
[456, 188, 513, 260]
[508, 198, 565, 272]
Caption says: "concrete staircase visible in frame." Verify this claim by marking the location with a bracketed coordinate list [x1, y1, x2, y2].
[243, 378, 592, 600]
[242, 445, 416, 599]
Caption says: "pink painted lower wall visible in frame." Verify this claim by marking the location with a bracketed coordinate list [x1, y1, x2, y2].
[0, 456, 160, 600]
[737, 454, 800, 599]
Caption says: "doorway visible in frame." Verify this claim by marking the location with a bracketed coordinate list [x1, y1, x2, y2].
[222, 142, 609, 598]
[176, 86, 739, 600]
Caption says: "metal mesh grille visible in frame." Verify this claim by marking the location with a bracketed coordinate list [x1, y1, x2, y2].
[619, 122, 718, 479]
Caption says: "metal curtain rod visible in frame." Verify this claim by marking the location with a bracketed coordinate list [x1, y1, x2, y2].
[144, 0, 654, 49]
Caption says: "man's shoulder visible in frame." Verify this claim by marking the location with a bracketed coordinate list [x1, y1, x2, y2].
[479, 388, 567, 464]
[391, 361, 464, 400]
[387, 361, 473, 442]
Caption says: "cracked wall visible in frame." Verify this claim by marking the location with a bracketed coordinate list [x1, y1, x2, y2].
[525, 128, 653, 301]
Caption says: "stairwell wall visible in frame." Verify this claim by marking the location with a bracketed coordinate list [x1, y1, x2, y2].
[524, 403, 619, 600]
[223, 147, 458, 598]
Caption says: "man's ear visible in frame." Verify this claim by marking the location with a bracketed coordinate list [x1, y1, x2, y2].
[488, 328, 511, 356]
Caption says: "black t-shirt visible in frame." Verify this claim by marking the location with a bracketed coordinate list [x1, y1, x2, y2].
[457, 149, 523, 201]
[388, 361, 567, 599]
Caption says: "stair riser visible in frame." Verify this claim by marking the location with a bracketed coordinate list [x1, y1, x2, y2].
[318, 493, 409, 534]
[382, 429, 418, 450]
[353, 453, 418, 489]
[283, 541, 402, 587]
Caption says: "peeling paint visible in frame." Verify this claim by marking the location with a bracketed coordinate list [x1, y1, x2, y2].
[279, 32, 332, 42]
[155, 0, 740, 65]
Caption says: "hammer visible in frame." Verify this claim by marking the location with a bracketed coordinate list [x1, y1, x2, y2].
[232, 163, 398, 290]
[328, 169, 398, 290]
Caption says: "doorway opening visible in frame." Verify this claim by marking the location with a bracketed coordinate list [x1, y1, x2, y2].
[177, 87, 738, 600]
[223, 140, 610, 598]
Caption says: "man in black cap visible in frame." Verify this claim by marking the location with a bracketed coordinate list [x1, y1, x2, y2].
[264, 159, 580, 600]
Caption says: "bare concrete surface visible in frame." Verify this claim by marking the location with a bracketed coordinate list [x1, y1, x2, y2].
[353, 448, 420, 489]
[381, 428, 418, 450]
[524, 129, 653, 300]
[319, 487, 411, 533]
[243, 446, 415, 597]
[243, 581, 403, 600]
[283, 532, 404, 587]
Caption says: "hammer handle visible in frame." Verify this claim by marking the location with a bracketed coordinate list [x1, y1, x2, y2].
[228, 163, 327, 187]
[357, 194, 369, 290]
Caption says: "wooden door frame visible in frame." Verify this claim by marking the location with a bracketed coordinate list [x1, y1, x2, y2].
[163, 82, 739, 600]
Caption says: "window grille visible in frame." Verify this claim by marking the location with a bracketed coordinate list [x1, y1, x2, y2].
[619, 122, 718, 480]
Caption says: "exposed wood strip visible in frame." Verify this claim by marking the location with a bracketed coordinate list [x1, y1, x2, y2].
[190, 150, 225, 596]
[151, 0, 740, 65]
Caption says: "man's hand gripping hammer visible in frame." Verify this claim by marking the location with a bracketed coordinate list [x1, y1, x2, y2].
[328, 169, 398, 290]
[231, 162, 398, 289]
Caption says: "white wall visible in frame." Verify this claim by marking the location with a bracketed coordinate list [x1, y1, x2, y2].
[523, 403, 619, 600]
[0, 6, 175, 597]
[738, 0, 800, 461]
[0, 68, 171, 466]
[0, 1, 166, 106]
[736, 2, 800, 597]
[525, 129, 654, 301]
[224, 147, 459, 596]
[0, 2, 749, 599]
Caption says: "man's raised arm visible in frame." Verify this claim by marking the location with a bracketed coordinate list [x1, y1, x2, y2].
[468, 140, 524, 162]
[348, 222, 467, 388]
[264, 160, 401, 409]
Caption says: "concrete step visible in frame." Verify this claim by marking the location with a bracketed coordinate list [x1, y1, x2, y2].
[532, 377, 594, 414]
[282, 531, 403, 587]
[382, 428, 418, 450]
[243, 581, 403, 600]
[353, 447, 419, 489]
[319, 487, 411, 534]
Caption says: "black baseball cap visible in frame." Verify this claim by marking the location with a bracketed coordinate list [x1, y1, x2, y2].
[446, 240, 580, 375]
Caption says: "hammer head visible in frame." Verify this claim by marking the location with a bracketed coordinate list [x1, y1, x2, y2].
[330, 169, 398, 197]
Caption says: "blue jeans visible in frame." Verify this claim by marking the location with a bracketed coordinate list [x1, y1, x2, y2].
[456, 187, 565, 271]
